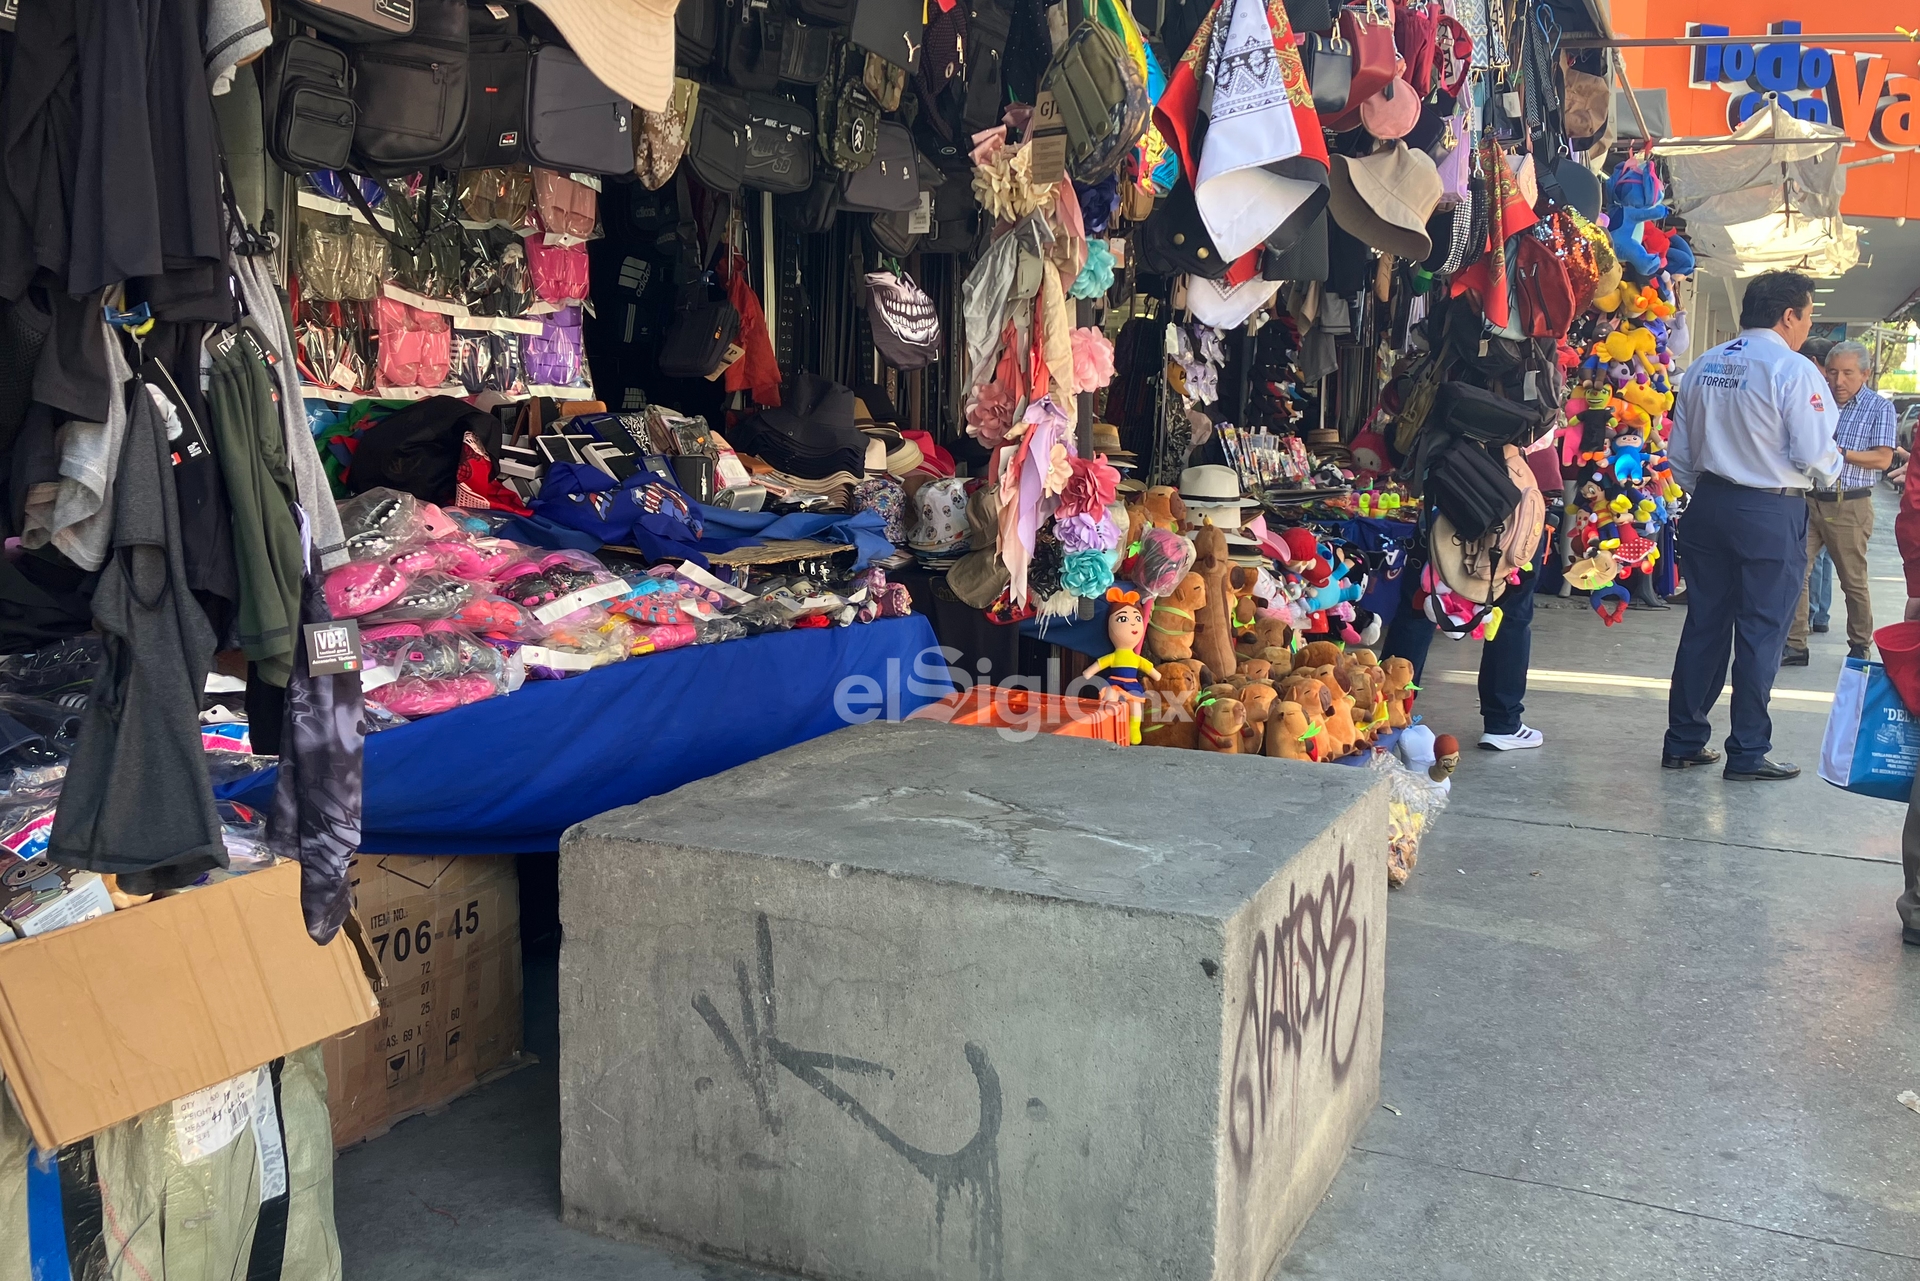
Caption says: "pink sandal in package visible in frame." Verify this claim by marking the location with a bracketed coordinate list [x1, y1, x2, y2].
[325, 560, 409, 618]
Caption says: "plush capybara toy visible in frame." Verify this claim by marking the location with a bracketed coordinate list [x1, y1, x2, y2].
[1142, 486, 1187, 531]
[1196, 694, 1246, 753]
[1382, 655, 1417, 729]
[1147, 572, 1205, 663]
[1140, 661, 1202, 750]
[1236, 615, 1289, 658]
[1294, 639, 1345, 670]
[1237, 681, 1278, 753]
[1191, 525, 1237, 680]
[1264, 700, 1318, 761]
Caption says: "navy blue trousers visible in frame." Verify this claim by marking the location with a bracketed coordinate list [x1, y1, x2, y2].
[1383, 544, 1541, 737]
[1664, 475, 1810, 771]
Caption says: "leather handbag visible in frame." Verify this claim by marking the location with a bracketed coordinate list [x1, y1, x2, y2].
[1301, 32, 1353, 113]
[1323, 1, 1395, 131]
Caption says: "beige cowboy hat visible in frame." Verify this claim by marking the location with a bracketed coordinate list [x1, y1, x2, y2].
[528, 0, 678, 112]
[1329, 142, 1444, 262]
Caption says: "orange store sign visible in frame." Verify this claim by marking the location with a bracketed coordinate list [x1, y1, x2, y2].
[1620, 1, 1920, 217]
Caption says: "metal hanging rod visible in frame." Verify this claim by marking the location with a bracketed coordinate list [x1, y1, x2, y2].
[1565, 33, 1920, 48]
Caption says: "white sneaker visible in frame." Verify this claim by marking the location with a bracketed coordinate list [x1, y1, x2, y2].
[1479, 725, 1545, 751]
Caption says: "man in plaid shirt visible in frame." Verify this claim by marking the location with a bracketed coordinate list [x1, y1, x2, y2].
[1786, 341, 1897, 664]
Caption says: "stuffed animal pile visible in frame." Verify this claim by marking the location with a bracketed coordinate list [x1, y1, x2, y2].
[1553, 155, 1696, 626]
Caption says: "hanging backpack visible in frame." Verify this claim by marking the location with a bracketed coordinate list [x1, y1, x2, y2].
[462, 0, 530, 166]
[850, 0, 923, 72]
[349, 0, 470, 176]
[797, 0, 857, 22]
[781, 19, 837, 84]
[677, 0, 723, 71]
[912, 0, 972, 171]
[920, 171, 979, 254]
[526, 43, 636, 174]
[282, 0, 414, 42]
[1421, 437, 1521, 543]
[962, 0, 1012, 131]
[721, 0, 788, 91]
[1511, 230, 1577, 340]
[1427, 381, 1548, 447]
[743, 93, 816, 194]
[815, 36, 882, 172]
[263, 35, 358, 173]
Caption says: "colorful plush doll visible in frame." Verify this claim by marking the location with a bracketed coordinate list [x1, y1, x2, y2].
[1609, 428, 1648, 484]
[1082, 588, 1160, 744]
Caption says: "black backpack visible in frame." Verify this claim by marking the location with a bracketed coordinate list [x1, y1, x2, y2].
[677, 0, 722, 71]
[349, 0, 471, 175]
[1421, 437, 1521, 543]
[962, 0, 1012, 130]
[525, 44, 635, 174]
[721, 0, 787, 91]
[263, 35, 357, 173]
[1428, 381, 1549, 448]
[462, 0, 530, 166]
[348, 395, 487, 504]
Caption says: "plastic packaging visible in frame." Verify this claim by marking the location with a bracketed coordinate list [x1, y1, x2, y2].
[526, 234, 589, 305]
[375, 295, 453, 389]
[458, 166, 535, 228]
[337, 489, 430, 562]
[1368, 749, 1452, 887]
[362, 621, 508, 718]
[522, 306, 586, 387]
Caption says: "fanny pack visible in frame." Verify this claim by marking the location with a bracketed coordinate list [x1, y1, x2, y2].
[688, 87, 751, 193]
[743, 93, 816, 194]
[264, 36, 357, 173]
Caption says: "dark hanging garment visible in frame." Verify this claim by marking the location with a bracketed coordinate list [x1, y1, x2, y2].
[0, 0, 81, 302]
[142, 347, 240, 639]
[268, 568, 364, 945]
[205, 324, 304, 686]
[67, 0, 165, 296]
[49, 364, 226, 890]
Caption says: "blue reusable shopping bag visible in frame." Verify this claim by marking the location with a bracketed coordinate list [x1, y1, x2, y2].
[1819, 657, 1920, 801]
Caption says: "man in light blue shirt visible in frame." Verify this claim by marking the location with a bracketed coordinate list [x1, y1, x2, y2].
[1662, 271, 1843, 781]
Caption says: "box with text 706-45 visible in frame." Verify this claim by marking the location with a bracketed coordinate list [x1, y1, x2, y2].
[325, 854, 524, 1149]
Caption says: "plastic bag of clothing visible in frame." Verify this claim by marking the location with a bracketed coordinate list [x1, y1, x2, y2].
[0, 1045, 343, 1281]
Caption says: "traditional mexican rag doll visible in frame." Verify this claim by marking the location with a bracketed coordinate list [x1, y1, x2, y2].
[1082, 588, 1160, 745]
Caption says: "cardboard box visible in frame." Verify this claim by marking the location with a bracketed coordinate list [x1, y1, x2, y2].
[325, 854, 523, 1148]
[0, 860, 380, 1151]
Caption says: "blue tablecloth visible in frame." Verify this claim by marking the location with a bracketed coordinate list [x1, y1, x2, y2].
[219, 616, 943, 854]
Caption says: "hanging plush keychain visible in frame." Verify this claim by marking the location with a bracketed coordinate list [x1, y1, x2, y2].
[1083, 588, 1161, 744]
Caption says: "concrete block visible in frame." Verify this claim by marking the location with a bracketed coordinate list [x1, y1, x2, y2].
[559, 721, 1387, 1281]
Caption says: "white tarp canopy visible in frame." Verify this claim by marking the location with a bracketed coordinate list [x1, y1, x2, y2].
[1660, 104, 1859, 278]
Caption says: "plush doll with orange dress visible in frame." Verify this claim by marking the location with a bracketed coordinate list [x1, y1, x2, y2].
[1082, 588, 1159, 745]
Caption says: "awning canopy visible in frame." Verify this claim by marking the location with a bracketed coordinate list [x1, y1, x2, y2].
[1662, 104, 1859, 278]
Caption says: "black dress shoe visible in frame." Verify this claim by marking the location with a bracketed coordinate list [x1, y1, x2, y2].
[1811, 622, 1830, 633]
[1662, 748, 1721, 769]
[1781, 648, 1811, 667]
[1903, 926, 1920, 947]
[1724, 758, 1801, 781]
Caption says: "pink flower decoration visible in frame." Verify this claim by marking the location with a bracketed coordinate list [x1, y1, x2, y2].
[1056, 454, 1120, 520]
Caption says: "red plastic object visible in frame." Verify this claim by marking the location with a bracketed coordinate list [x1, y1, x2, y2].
[1875, 620, 1920, 715]
[908, 687, 1132, 745]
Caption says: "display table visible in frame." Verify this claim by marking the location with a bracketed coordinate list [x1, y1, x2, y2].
[220, 616, 943, 854]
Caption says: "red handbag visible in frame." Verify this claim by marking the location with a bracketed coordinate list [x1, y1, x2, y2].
[1323, 1, 1397, 131]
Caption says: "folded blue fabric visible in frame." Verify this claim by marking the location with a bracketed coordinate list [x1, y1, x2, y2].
[691, 503, 894, 570]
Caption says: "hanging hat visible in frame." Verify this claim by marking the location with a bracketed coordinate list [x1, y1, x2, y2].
[525, 0, 676, 111]
[1329, 143, 1443, 261]
[948, 487, 1013, 608]
[1360, 66, 1421, 142]
[1547, 156, 1603, 222]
